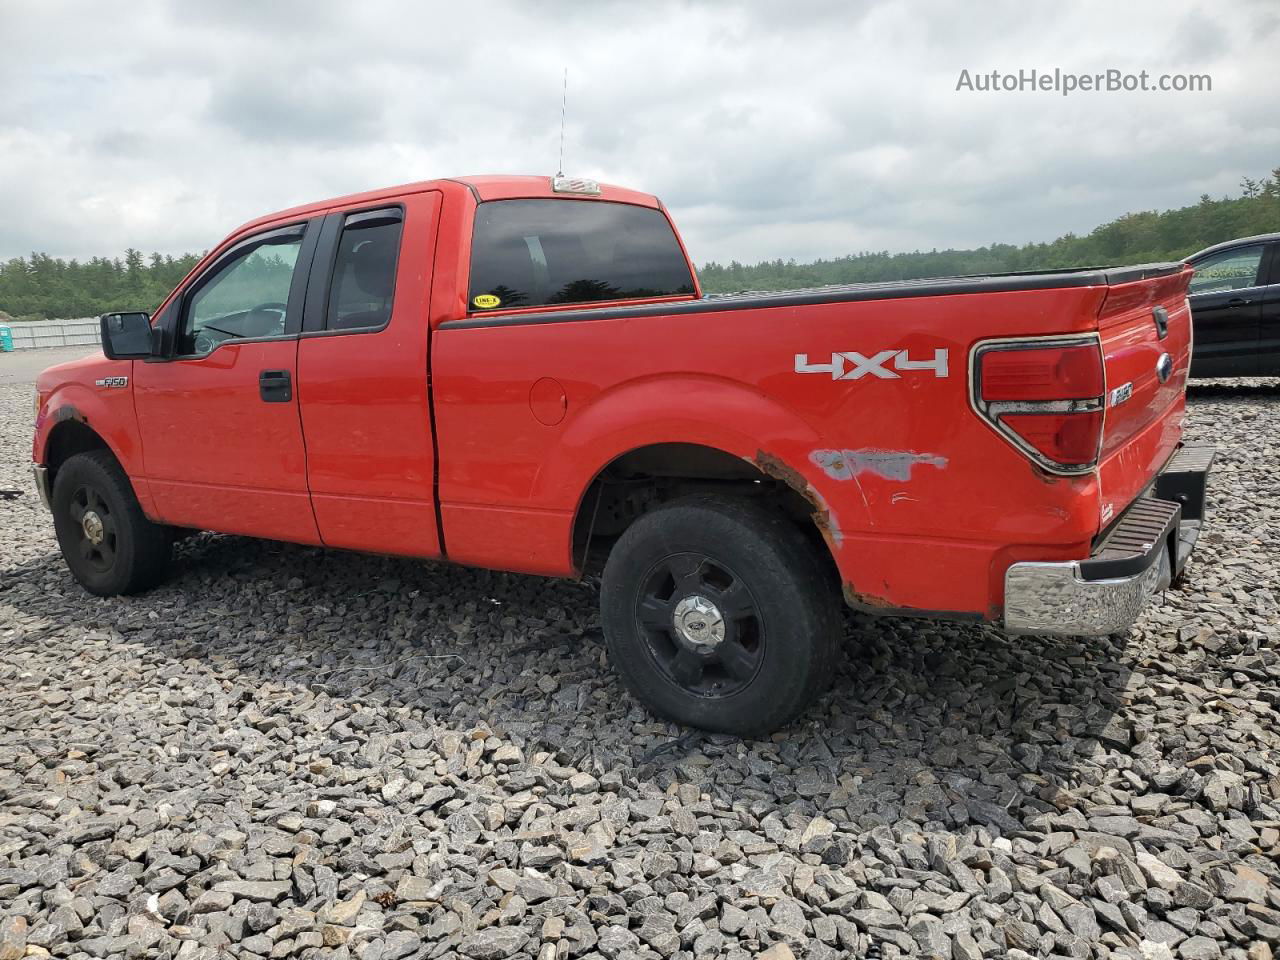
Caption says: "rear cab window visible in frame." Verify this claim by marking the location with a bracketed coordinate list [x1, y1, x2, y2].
[468, 199, 695, 312]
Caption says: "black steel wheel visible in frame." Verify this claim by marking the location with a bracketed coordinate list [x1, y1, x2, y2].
[66, 483, 118, 574]
[635, 552, 765, 699]
[601, 495, 840, 735]
[51, 450, 172, 596]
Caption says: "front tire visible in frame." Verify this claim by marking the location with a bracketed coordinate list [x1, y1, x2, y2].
[600, 496, 840, 736]
[51, 451, 172, 596]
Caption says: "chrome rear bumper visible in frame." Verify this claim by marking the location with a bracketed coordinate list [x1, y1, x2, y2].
[1003, 444, 1214, 636]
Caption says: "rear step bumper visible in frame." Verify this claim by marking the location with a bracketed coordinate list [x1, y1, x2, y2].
[1003, 443, 1215, 635]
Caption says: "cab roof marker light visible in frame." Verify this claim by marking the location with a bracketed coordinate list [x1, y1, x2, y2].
[551, 176, 601, 196]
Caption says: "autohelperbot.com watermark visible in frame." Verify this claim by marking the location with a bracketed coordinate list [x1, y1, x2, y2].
[956, 68, 1211, 96]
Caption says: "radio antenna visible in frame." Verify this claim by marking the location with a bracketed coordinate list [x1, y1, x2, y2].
[557, 67, 567, 177]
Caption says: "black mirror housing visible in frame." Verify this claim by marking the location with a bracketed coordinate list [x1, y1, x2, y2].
[100, 312, 153, 359]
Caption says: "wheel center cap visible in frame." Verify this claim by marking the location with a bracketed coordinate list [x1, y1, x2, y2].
[82, 510, 104, 545]
[672, 595, 725, 650]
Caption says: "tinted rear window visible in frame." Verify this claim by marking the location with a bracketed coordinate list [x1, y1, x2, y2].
[469, 199, 695, 310]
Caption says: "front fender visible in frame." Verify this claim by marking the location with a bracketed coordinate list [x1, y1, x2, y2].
[34, 371, 155, 516]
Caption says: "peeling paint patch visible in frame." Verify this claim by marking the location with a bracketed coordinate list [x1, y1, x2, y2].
[811, 448, 947, 482]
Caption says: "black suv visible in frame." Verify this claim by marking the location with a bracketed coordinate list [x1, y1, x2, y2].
[1185, 233, 1280, 378]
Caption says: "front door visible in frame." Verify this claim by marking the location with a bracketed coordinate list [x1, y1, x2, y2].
[1187, 243, 1265, 378]
[132, 220, 322, 543]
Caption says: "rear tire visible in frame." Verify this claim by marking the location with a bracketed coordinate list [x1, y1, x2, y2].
[600, 495, 840, 736]
[51, 451, 172, 596]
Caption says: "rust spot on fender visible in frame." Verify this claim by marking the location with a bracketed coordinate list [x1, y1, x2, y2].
[844, 581, 990, 623]
[752, 450, 842, 549]
[753, 450, 808, 494]
[843, 582, 895, 610]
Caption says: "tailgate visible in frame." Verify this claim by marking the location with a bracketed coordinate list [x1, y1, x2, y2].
[1095, 265, 1195, 527]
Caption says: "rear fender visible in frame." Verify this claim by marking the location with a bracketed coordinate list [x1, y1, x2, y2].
[541, 374, 873, 548]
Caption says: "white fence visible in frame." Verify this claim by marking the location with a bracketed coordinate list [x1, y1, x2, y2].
[1, 319, 101, 350]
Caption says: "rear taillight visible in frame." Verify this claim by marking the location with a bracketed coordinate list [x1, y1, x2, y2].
[979, 344, 1104, 401]
[971, 335, 1105, 474]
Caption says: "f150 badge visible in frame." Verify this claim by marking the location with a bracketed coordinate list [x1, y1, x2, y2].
[94, 376, 128, 389]
[795, 349, 949, 380]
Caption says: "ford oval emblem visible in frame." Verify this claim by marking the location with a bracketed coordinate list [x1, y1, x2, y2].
[1156, 352, 1173, 383]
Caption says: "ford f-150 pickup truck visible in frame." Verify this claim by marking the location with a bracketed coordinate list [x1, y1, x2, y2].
[32, 174, 1213, 735]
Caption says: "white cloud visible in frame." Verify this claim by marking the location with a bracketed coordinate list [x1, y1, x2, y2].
[1, 0, 1276, 266]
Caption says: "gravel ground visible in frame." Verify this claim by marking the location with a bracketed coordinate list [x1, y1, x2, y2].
[1, 377, 1278, 960]
[0, 348, 97, 386]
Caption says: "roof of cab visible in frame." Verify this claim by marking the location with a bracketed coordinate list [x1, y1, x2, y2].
[453, 175, 660, 208]
[229, 174, 660, 241]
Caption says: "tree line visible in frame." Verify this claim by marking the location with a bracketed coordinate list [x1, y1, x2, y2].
[699, 168, 1280, 293]
[0, 250, 202, 322]
[1, 168, 1278, 320]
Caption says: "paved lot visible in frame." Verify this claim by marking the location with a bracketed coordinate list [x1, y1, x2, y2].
[1, 379, 1278, 960]
[0, 346, 100, 386]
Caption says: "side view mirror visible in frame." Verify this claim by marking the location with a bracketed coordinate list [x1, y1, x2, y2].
[100, 312, 153, 360]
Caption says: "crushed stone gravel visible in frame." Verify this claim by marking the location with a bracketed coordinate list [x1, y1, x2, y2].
[2, 377, 1279, 960]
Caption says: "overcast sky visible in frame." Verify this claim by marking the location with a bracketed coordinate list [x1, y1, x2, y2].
[1, 1, 1277, 267]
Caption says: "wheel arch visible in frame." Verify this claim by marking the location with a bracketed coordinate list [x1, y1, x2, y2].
[42, 411, 122, 488]
[36, 393, 157, 519]
[569, 439, 843, 588]
[549, 376, 867, 577]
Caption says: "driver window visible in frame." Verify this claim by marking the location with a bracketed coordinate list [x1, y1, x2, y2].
[182, 235, 304, 355]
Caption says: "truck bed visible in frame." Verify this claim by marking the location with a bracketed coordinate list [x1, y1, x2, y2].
[435, 257, 1193, 620]
[449, 263, 1186, 329]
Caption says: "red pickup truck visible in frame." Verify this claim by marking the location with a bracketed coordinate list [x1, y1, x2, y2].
[32, 174, 1213, 735]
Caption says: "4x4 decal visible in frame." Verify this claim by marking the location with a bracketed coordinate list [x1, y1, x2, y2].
[795, 349, 949, 380]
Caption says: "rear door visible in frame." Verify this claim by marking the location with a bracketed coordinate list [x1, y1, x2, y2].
[1187, 244, 1266, 377]
[295, 191, 443, 557]
[133, 220, 322, 543]
[1257, 242, 1280, 375]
